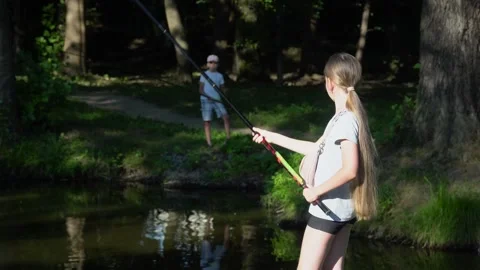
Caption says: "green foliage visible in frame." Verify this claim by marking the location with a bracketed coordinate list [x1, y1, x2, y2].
[377, 183, 396, 219]
[271, 228, 300, 261]
[388, 95, 416, 144]
[410, 183, 480, 248]
[385, 56, 405, 82]
[262, 153, 306, 220]
[16, 3, 71, 129]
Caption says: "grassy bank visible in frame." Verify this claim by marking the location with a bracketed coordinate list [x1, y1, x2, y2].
[0, 100, 277, 188]
[73, 74, 413, 143]
[264, 146, 480, 250]
[7, 73, 479, 250]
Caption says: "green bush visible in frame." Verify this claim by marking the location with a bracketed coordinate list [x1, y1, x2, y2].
[262, 153, 307, 220]
[16, 3, 71, 129]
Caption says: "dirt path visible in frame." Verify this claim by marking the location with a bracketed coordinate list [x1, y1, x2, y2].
[70, 91, 252, 134]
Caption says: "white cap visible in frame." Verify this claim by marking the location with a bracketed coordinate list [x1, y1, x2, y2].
[207, 54, 219, 62]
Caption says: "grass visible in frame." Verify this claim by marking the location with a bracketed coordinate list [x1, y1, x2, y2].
[357, 180, 480, 250]
[73, 74, 414, 143]
[0, 100, 276, 186]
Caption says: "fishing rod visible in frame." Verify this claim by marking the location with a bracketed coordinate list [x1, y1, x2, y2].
[129, 0, 333, 216]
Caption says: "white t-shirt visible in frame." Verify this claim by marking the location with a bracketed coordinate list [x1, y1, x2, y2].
[308, 111, 359, 222]
[200, 70, 224, 101]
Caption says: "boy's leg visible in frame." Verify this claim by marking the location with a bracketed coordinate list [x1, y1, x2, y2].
[213, 103, 230, 139]
[201, 99, 213, 146]
[204, 121, 212, 146]
[222, 115, 230, 139]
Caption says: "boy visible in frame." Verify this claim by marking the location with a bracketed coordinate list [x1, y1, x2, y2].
[199, 54, 230, 147]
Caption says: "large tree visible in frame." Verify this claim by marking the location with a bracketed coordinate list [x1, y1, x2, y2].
[355, 0, 371, 63]
[164, 0, 192, 83]
[212, 0, 232, 71]
[63, 0, 86, 75]
[0, 0, 17, 142]
[415, 0, 480, 150]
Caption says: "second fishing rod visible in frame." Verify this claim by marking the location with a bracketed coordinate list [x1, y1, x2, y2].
[130, 0, 333, 216]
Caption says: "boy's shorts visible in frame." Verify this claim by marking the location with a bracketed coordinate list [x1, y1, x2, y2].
[201, 99, 228, 121]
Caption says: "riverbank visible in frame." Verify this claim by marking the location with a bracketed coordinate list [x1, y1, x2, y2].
[0, 100, 276, 189]
[264, 144, 480, 252]
[2, 76, 479, 252]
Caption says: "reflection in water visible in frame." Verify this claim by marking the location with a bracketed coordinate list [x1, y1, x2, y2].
[0, 187, 479, 270]
[143, 208, 170, 256]
[64, 217, 86, 270]
[143, 208, 227, 268]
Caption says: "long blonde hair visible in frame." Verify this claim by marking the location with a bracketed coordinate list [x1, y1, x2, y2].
[324, 53, 378, 220]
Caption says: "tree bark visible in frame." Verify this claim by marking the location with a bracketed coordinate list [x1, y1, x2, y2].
[355, 0, 370, 63]
[275, 1, 284, 86]
[11, 0, 26, 54]
[212, 0, 231, 72]
[164, 0, 192, 84]
[63, 0, 86, 75]
[415, 0, 480, 150]
[231, 0, 257, 80]
[232, 2, 243, 79]
[0, 0, 17, 143]
[299, 0, 316, 76]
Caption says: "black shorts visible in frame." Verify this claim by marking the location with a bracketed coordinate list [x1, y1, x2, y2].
[307, 214, 357, 235]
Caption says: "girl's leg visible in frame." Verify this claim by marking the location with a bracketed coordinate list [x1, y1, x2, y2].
[297, 225, 334, 270]
[323, 225, 352, 270]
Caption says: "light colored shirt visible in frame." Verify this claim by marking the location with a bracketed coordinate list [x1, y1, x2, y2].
[200, 70, 224, 101]
[308, 111, 359, 222]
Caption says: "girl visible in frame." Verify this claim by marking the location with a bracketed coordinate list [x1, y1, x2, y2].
[252, 53, 377, 270]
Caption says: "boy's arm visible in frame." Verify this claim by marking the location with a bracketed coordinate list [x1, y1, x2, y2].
[220, 84, 227, 93]
[199, 82, 206, 95]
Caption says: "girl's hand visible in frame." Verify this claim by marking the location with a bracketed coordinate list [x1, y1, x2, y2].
[251, 127, 276, 144]
[302, 188, 319, 204]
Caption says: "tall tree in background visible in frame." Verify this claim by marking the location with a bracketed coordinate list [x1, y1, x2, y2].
[0, 0, 17, 142]
[415, 0, 480, 151]
[275, 0, 284, 86]
[63, 0, 86, 75]
[164, 0, 192, 83]
[355, 0, 370, 63]
[299, 0, 323, 76]
[212, 0, 232, 72]
[232, 0, 258, 80]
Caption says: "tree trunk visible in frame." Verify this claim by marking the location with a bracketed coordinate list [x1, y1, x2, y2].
[275, 1, 283, 86]
[63, 0, 86, 75]
[212, 0, 231, 72]
[299, 0, 316, 76]
[11, 0, 26, 55]
[231, 3, 243, 79]
[0, 0, 17, 143]
[231, 0, 257, 80]
[355, 0, 370, 63]
[164, 0, 192, 84]
[415, 0, 480, 150]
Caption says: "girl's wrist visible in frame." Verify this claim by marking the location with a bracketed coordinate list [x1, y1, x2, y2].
[314, 185, 324, 198]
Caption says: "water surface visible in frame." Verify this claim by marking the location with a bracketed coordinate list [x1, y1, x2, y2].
[0, 184, 477, 269]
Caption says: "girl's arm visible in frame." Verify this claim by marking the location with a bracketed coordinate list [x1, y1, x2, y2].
[303, 140, 359, 201]
[252, 127, 322, 155]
